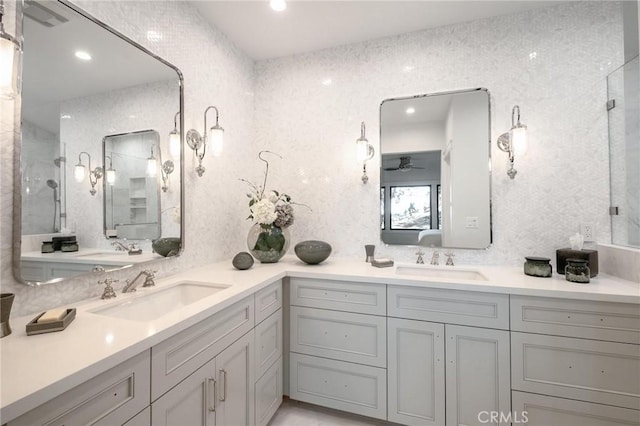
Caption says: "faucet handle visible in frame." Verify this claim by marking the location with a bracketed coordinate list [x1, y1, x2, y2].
[99, 278, 119, 299]
[142, 269, 157, 288]
[415, 248, 425, 264]
[444, 251, 455, 266]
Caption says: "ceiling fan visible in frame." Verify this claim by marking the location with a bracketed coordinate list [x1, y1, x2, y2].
[384, 156, 425, 172]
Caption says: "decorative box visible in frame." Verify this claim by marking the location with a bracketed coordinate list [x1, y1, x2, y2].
[556, 248, 598, 277]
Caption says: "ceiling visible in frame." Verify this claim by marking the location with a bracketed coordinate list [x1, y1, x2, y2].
[191, 1, 565, 60]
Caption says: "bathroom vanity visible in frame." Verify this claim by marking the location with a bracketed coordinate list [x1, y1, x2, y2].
[1, 258, 638, 425]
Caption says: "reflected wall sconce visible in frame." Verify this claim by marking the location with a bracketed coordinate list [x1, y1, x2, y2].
[168, 111, 180, 159]
[356, 121, 374, 184]
[186, 105, 224, 177]
[105, 155, 116, 185]
[149, 139, 175, 193]
[497, 105, 528, 179]
[74, 152, 103, 196]
[0, 0, 22, 100]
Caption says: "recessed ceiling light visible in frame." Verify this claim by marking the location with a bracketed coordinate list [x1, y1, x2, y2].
[74, 50, 91, 61]
[406, 107, 415, 115]
[146, 30, 163, 42]
[322, 78, 332, 86]
[60, 114, 71, 119]
[528, 51, 537, 60]
[270, 0, 286, 12]
[403, 65, 415, 72]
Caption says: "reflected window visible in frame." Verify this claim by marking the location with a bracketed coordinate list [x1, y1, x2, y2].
[437, 184, 442, 230]
[390, 186, 431, 230]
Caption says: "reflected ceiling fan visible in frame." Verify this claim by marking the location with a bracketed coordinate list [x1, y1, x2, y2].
[384, 156, 425, 172]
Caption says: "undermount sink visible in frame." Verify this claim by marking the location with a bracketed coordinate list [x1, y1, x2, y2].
[395, 264, 488, 281]
[89, 281, 230, 322]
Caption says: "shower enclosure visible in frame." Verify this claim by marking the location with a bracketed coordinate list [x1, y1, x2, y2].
[607, 56, 640, 248]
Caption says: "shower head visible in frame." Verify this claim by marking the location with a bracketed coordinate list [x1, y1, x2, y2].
[46, 179, 58, 189]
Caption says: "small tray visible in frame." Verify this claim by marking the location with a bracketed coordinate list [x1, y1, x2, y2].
[26, 308, 76, 336]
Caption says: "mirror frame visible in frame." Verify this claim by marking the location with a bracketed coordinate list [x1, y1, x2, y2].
[13, 0, 185, 285]
[379, 87, 492, 249]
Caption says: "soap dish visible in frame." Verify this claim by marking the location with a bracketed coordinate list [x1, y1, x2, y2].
[26, 308, 76, 336]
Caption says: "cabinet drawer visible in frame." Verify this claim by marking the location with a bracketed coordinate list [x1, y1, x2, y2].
[255, 308, 283, 379]
[255, 280, 283, 325]
[151, 296, 254, 401]
[255, 357, 283, 426]
[388, 286, 509, 330]
[290, 306, 387, 367]
[512, 391, 640, 426]
[511, 332, 640, 410]
[290, 278, 386, 315]
[10, 350, 150, 426]
[511, 295, 640, 344]
[289, 353, 387, 420]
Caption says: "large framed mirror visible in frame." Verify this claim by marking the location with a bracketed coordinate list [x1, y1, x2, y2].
[15, 0, 183, 285]
[380, 88, 491, 249]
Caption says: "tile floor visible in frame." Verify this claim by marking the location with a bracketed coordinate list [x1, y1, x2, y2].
[269, 398, 396, 426]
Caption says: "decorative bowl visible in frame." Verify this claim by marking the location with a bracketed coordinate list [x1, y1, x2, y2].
[294, 240, 332, 265]
[152, 238, 181, 257]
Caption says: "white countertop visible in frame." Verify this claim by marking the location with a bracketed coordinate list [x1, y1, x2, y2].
[1, 256, 638, 422]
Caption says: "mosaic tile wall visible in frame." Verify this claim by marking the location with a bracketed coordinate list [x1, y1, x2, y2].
[0, 1, 631, 317]
[252, 1, 624, 264]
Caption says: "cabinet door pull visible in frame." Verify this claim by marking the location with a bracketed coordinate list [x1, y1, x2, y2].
[206, 377, 216, 412]
[219, 369, 227, 402]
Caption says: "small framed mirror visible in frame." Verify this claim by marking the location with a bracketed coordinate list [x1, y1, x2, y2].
[380, 88, 491, 249]
[15, 0, 183, 284]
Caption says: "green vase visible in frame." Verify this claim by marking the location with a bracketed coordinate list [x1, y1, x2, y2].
[247, 223, 290, 263]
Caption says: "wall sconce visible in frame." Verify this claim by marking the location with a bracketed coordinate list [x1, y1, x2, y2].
[497, 105, 528, 179]
[148, 140, 175, 193]
[168, 111, 180, 159]
[356, 121, 374, 184]
[0, 0, 22, 100]
[146, 146, 158, 178]
[186, 105, 224, 177]
[105, 155, 116, 185]
[74, 152, 103, 196]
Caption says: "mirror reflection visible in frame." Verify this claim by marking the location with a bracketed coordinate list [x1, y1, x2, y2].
[380, 88, 491, 249]
[17, 0, 182, 284]
[103, 130, 162, 240]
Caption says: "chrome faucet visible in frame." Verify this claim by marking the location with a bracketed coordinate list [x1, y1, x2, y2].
[430, 250, 440, 266]
[122, 270, 156, 293]
[112, 240, 143, 255]
[416, 249, 425, 264]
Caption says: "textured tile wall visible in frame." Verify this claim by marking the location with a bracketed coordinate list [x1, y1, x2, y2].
[1, 0, 256, 316]
[0, 1, 629, 317]
[252, 1, 624, 265]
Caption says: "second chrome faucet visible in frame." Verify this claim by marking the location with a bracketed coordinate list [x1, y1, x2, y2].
[122, 269, 156, 293]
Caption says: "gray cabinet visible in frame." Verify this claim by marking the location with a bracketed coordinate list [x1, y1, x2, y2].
[10, 351, 150, 426]
[445, 325, 510, 426]
[388, 317, 445, 426]
[152, 330, 255, 426]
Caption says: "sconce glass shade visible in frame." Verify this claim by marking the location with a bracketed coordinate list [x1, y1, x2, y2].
[209, 125, 224, 157]
[106, 168, 116, 185]
[510, 125, 528, 156]
[147, 157, 157, 177]
[74, 163, 86, 183]
[356, 139, 370, 162]
[169, 129, 180, 159]
[0, 34, 20, 100]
